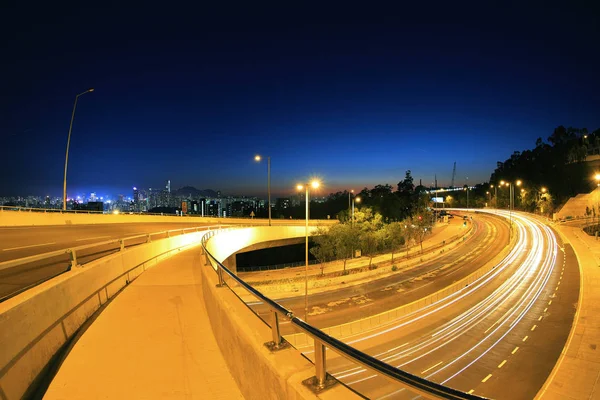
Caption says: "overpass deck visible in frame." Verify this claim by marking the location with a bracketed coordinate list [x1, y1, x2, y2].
[44, 250, 243, 399]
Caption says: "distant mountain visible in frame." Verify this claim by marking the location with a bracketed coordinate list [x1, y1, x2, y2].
[173, 186, 218, 198]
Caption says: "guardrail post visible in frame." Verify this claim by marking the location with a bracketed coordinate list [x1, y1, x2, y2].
[303, 339, 336, 392]
[147, 234, 152, 243]
[120, 239, 125, 251]
[264, 310, 289, 351]
[167, 231, 170, 238]
[216, 266, 225, 287]
[69, 249, 78, 269]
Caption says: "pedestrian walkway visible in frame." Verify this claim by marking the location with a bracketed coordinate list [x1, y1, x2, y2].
[537, 224, 600, 399]
[44, 250, 244, 400]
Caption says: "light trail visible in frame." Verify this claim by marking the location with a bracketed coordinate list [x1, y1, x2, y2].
[316, 211, 559, 398]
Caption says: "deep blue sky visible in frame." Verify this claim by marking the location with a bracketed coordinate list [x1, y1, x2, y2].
[1, 2, 599, 198]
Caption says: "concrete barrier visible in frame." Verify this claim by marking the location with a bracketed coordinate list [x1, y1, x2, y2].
[0, 231, 206, 400]
[200, 249, 359, 400]
[0, 208, 336, 227]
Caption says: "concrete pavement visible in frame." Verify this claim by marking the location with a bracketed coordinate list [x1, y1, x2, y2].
[44, 250, 244, 400]
[537, 223, 600, 399]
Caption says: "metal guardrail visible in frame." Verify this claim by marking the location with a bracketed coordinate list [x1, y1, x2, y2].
[201, 230, 487, 399]
[0, 225, 223, 302]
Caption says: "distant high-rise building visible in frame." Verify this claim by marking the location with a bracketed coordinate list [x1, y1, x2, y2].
[166, 180, 171, 193]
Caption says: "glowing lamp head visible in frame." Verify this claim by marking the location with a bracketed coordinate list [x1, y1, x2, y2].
[355, 197, 361, 203]
[296, 184, 304, 191]
[541, 187, 547, 193]
[595, 173, 600, 181]
[516, 180, 522, 186]
[88, 88, 95, 92]
[254, 155, 261, 162]
[311, 180, 320, 189]
[500, 180, 505, 186]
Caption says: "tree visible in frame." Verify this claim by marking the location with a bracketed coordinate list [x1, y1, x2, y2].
[412, 209, 433, 253]
[329, 223, 359, 273]
[310, 227, 335, 275]
[384, 222, 405, 263]
[360, 230, 381, 268]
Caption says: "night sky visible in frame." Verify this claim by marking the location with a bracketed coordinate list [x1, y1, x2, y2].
[2, 3, 599, 198]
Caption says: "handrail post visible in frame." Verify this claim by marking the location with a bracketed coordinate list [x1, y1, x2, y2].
[69, 249, 78, 269]
[264, 310, 289, 351]
[216, 266, 225, 287]
[303, 339, 335, 392]
[314, 340, 326, 388]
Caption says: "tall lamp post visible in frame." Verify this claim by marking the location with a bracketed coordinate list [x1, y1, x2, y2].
[63, 88, 94, 210]
[297, 180, 320, 322]
[501, 179, 522, 240]
[352, 196, 361, 227]
[254, 155, 271, 226]
[348, 189, 354, 221]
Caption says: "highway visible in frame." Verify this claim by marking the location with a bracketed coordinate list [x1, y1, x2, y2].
[0, 222, 219, 301]
[247, 212, 509, 334]
[293, 212, 577, 399]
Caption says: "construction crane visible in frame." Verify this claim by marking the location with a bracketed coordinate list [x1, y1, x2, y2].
[451, 162, 456, 189]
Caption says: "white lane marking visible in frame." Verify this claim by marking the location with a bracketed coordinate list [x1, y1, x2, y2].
[512, 346, 519, 354]
[2, 242, 56, 251]
[498, 360, 507, 368]
[75, 235, 111, 242]
[531, 325, 537, 331]
[538, 316, 543, 321]
[359, 303, 375, 308]
[523, 336, 529, 342]
[482, 374, 492, 383]
[421, 361, 443, 374]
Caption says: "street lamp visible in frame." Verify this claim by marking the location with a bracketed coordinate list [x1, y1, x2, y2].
[490, 184, 497, 208]
[297, 179, 320, 322]
[348, 189, 354, 221]
[352, 196, 361, 227]
[63, 88, 94, 210]
[254, 155, 271, 226]
[595, 173, 600, 188]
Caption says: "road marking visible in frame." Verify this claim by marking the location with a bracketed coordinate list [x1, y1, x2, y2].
[481, 374, 492, 383]
[531, 325, 537, 331]
[538, 316, 543, 321]
[75, 235, 111, 242]
[523, 336, 529, 342]
[2, 242, 56, 251]
[498, 360, 507, 368]
[421, 361, 443, 374]
[544, 308, 548, 312]
[359, 303, 375, 308]
[467, 389, 475, 394]
[548, 300, 552, 305]
[512, 346, 519, 354]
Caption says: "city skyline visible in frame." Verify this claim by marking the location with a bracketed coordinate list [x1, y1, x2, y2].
[2, 3, 599, 197]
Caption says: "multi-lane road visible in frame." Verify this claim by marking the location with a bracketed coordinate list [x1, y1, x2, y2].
[0, 222, 218, 301]
[292, 212, 578, 399]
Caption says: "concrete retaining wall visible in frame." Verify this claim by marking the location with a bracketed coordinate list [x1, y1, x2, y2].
[0, 231, 205, 400]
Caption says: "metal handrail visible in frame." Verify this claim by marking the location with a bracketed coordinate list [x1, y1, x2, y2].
[0, 225, 222, 273]
[201, 229, 487, 399]
[0, 225, 225, 304]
